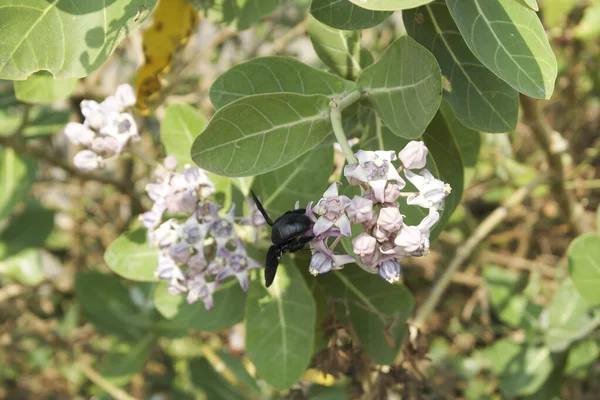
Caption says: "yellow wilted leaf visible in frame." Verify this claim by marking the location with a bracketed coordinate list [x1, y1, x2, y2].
[135, 0, 198, 115]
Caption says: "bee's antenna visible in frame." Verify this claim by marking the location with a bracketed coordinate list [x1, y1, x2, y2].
[250, 190, 274, 226]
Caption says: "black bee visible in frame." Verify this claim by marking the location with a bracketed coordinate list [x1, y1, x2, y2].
[250, 190, 315, 287]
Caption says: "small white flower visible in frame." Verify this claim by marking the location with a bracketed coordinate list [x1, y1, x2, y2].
[404, 169, 451, 210]
[73, 150, 101, 172]
[312, 182, 352, 237]
[398, 141, 428, 169]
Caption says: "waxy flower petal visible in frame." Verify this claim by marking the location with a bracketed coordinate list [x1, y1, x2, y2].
[398, 141, 428, 169]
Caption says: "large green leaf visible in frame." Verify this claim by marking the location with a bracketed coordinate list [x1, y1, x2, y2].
[565, 339, 599, 378]
[545, 278, 600, 352]
[13, 72, 78, 104]
[104, 228, 159, 282]
[210, 56, 355, 110]
[245, 261, 316, 389]
[101, 335, 154, 386]
[310, 0, 393, 30]
[404, 1, 518, 132]
[161, 103, 208, 166]
[439, 101, 480, 184]
[0, 0, 157, 80]
[347, 0, 433, 10]
[253, 144, 333, 217]
[307, 15, 362, 80]
[191, 93, 333, 177]
[318, 268, 415, 365]
[170, 279, 247, 331]
[0, 206, 54, 260]
[568, 233, 600, 308]
[357, 36, 442, 139]
[0, 107, 70, 138]
[0, 147, 37, 220]
[189, 358, 245, 400]
[500, 346, 554, 398]
[200, 0, 282, 31]
[75, 271, 149, 340]
[446, 0, 557, 99]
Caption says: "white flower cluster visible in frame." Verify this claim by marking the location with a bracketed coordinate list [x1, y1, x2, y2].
[308, 141, 451, 283]
[141, 157, 261, 309]
[64, 84, 140, 172]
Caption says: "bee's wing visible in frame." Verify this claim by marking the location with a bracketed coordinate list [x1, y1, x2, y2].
[265, 245, 281, 287]
[250, 190, 274, 226]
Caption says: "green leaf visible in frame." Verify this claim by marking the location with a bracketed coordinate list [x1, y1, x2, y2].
[565, 339, 599, 378]
[189, 358, 245, 400]
[521, 0, 538, 11]
[318, 268, 415, 365]
[14, 72, 78, 104]
[253, 144, 333, 217]
[307, 15, 362, 80]
[0, 206, 54, 260]
[545, 278, 600, 352]
[161, 103, 208, 166]
[104, 228, 159, 282]
[542, 0, 577, 28]
[480, 338, 523, 375]
[446, 0, 557, 99]
[404, 2, 518, 132]
[574, 3, 600, 41]
[0, 0, 157, 80]
[357, 36, 442, 139]
[422, 111, 464, 239]
[210, 56, 355, 110]
[171, 279, 246, 331]
[245, 260, 316, 389]
[0, 248, 44, 286]
[308, 384, 349, 399]
[153, 281, 183, 320]
[0, 107, 70, 138]
[568, 233, 600, 308]
[310, 0, 392, 30]
[0, 148, 37, 220]
[346, 0, 434, 11]
[597, 204, 600, 231]
[216, 351, 262, 397]
[204, 0, 282, 31]
[101, 335, 154, 386]
[500, 346, 554, 398]
[191, 93, 333, 177]
[75, 271, 148, 340]
[439, 101, 481, 185]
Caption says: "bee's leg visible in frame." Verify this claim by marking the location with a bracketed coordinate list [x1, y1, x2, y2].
[287, 235, 315, 253]
[265, 245, 282, 287]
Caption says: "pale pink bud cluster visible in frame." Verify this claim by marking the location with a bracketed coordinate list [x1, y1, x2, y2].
[305, 141, 451, 284]
[64, 84, 140, 171]
[141, 157, 260, 309]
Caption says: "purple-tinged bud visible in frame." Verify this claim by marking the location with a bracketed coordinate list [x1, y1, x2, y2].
[81, 100, 105, 130]
[73, 150, 101, 172]
[91, 136, 120, 155]
[377, 207, 404, 233]
[373, 225, 388, 242]
[309, 251, 334, 276]
[347, 196, 374, 224]
[360, 249, 380, 270]
[378, 260, 401, 283]
[165, 191, 197, 214]
[384, 183, 402, 204]
[398, 141, 428, 169]
[352, 233, 377, 257]
[65, 122, 95, 146]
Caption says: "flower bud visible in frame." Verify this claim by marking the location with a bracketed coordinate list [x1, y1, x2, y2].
[164, 156, 179, 171]
[394, 226, 424, 253]
[378, 260, 401, 283]
[352, 233, 377, 257]
[309, 251, 334, 276]
[65, 122, 95, 146]
[115, 84, 136, 108]
[73, 150, 101, 171]
[398, 141, 428, 169]
[347, 196, 374, 224]
[377, 207, 404, 232]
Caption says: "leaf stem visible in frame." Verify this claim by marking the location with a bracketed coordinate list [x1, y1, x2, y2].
[330, 90, 362, 164]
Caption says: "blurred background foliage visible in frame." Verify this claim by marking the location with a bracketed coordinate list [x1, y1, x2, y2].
[0, 0, 600, 399]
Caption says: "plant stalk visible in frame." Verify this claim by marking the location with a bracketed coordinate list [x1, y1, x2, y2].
[330, 90, 362, 164]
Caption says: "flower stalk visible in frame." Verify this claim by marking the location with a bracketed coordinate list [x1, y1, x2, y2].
[330, 90, 362, 164]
